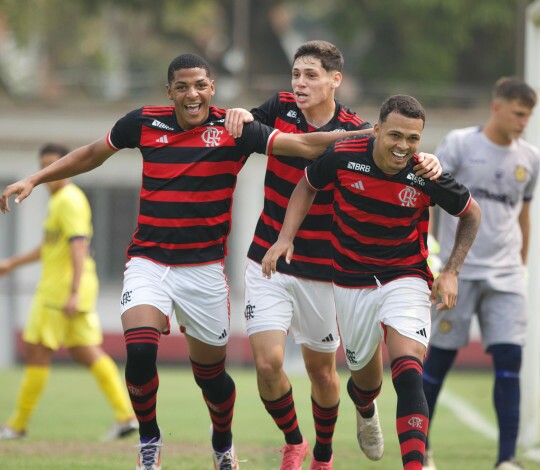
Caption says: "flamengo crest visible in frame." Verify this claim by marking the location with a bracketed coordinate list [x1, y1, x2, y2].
[398, 186, 419, 207]
[202, 127, 223, 147]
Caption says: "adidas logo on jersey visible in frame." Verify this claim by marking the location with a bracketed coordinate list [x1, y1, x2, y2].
[321, 334, 335, 342]
[351, 180, 365, 190]
[287, 110, 297, 118]
[416, 328, 427, 338]
[151, 119, 174, 131]
[156, 135, 169, 143]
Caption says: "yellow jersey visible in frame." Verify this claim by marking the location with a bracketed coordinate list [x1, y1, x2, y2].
[37, 183, 98, 312]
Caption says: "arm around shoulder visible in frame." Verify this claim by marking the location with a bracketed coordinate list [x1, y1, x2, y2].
[271, 129, 372, 160]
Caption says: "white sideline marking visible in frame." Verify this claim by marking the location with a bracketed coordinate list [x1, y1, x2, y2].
[440, 389, 498, 440]
[440, 389, 540, 462]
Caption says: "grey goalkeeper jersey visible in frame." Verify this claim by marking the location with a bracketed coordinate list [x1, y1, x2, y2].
[436, 126, 540, 279]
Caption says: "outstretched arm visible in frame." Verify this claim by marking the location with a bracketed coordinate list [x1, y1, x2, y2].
[271, 128, 373, 160]
[1, 137, 116, 213]
[430, 198, 481, 310]
[261, 177, 317, 278]
[0, 245, 41, 276]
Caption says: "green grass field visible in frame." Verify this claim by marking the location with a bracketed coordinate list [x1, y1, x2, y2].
[0, 365, 539, 469]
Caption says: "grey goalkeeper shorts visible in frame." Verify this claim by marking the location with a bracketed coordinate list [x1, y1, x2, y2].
[429, 272, 527, 350]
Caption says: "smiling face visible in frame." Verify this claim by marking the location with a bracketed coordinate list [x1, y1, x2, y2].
[291, 55, 341, 114]
[166, 67, 215, 130]
[372, 111, 424, 174]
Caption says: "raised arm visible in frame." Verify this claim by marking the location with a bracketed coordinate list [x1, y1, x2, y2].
[271, 128, 373, 160]
[430, 198, 481, 310]
[261, 177, 317, 278]
[1, 137, 116, 213]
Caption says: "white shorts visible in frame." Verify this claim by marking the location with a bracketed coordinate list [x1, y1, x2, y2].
[120, 257, 230, 346]
[334, 277, 431, 370]
[244, 259, 340, 353]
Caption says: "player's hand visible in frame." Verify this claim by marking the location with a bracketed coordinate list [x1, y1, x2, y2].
[261, 239, 294, 278]
[429, 271, 458, 311]
[0, 259, 14, 276]
[1, 179, 36, 213]
[413, 152, 442, 180]
[63, 293, 80, 317]
[224, 108, 254, 138]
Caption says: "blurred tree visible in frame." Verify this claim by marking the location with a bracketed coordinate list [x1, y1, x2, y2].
[286, 0, 533, 104]
[0, 0, 533, 104]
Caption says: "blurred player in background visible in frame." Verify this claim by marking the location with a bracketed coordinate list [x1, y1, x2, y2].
[422, 77, 539, 470]
[0, 143, 137, 442]
[0, 54, 376, 470]
[262, 94, 481, 470]
[226, 41, 441, 469]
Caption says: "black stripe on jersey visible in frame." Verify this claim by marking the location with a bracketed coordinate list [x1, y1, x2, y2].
[143, 174, 237, 192]
[261, 198, 335, 233]
[340, 185, 420, 220]
[128, 243, 225, 266]
[265, 171, 334, 206]
[140, 147, 246, 164]
[336, 209, 420, 241]
[335, 226, 421, 259]
[134, 224, 227, 245]
[139, 199, 230, 220]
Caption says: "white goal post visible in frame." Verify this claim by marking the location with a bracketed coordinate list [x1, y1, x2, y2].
[521, 0, 540, 448]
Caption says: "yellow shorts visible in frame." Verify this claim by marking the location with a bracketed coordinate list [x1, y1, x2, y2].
[23, 295, 103, 351]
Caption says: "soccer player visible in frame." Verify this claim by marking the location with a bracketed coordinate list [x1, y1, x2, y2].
[262, 94, 481, 470]
[0, 143, 137, 442]
[0, 54, 374, 470]
[225, 41, 442, 469]
[422, 77, 539, 470]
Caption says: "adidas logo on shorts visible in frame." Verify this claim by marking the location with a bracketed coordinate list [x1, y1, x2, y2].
[416, 328, 427, 338]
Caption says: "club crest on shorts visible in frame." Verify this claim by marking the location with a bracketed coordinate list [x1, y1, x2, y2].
[345, 347, 357, 364]
[244, 301, 255, 320]
[438, 319, 452, 334]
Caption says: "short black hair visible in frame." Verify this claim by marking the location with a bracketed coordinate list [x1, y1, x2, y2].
[293, 40, 344, 72]
[379, 95, 426, 126]
[167, 54, 211, 83]
[493, 76, 537, 108]
[39, 143, 69, 158]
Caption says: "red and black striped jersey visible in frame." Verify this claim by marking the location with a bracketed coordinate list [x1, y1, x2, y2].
[305, 136, 472, 288]
[247, 91, 371, 281]
[107, 105, 277, 266]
